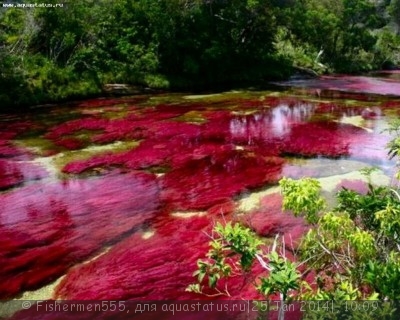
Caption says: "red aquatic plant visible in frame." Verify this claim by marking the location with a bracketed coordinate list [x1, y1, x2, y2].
[0, 121, 37, 158]
[160, 149, 284, 211]
[76, 97, 147, 108]
[335, 179, 369, 195]
[361, 107, 382, 120]
[45, 110, 201, 149]
[148, 120, 202, 140]
[238, 192, 308, 246]
[142, 103, 197, 120]
[90, 118, 149, 144]
[55, 137, 84, 150]
[207, 200, 236, 216]
[0, 159, 23, 189]
[45, 117, 109, 149]
[381, 100, 400, 109]
[0, 172, 160, 298]
[45, 117, 109, 140]
[0, 143, 27, 158]
[62, 120, 203, 174]
[314, 102, 360, 118]
[0, 159, 48, 190]
[62, 138, 175, 174]
[54, 216, 212, 300]
[280, 122, 368, 158]
[349, 132, 390, 163]
[55, 215, 266, 301]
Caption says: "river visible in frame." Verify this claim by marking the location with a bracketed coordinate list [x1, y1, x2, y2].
[1, 74, 400, 310]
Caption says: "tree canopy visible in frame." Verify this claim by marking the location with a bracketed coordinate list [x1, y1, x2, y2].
[1, 0, 399, 109]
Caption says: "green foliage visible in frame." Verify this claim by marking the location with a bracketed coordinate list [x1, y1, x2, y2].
[298, 210, 376, 290]
[1, 0, 399, 109]
[274, 27, 327, 73]
[213, 221, 263, 270]
[187, 222, 303, 304]
[365, 253, 400, 299]
[1, 0, 292, 109]
[297, 174, 400, 300]
[301, 278, 363, 301]
[186, 221, 263, 296]
[336, 185, 388, 230]
[374, 27, 400, 69]
[390, 0, 400, 31]
[280, 0, 392, 72]
[375, 197, 400, 242]
[279, 177, 325, 224]
[257, 250, 300, 300]
[385, 119, 400, 179]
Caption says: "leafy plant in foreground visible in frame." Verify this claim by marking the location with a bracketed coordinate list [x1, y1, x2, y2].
[186, 224, 302, 320]
[186, 221, 264, 297]
[279, 177, 325, 224]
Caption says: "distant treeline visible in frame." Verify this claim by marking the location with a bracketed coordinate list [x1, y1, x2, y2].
[1, 0, 400, 109]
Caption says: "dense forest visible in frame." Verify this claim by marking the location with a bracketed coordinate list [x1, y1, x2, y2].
[1, 0, 400, 109]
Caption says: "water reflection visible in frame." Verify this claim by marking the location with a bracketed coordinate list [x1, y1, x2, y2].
[229, 102, 315, 144]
